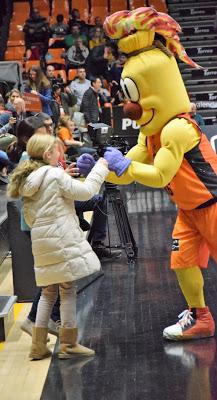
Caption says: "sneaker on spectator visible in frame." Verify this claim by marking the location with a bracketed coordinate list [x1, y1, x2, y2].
[163, 307, 215, 341]
[92, 242, 122, 262]
[21, 318, 60, 338]
[48, 319, 61, 336]
[20, 318, 35, 337]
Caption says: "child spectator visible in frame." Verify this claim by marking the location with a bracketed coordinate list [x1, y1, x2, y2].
[7, 133, 109, 360]
[57, 115, 95, 157]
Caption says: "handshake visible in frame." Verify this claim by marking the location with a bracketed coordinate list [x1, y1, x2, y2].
[77, 147, 131, 177]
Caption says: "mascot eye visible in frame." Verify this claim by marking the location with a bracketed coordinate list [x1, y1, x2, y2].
[121, 78, 139, 102]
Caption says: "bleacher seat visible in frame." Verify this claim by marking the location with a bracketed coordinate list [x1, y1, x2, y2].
[25, 60, 41, 72]
[53, 69, 67, 83]
[68, 68, 77, 81]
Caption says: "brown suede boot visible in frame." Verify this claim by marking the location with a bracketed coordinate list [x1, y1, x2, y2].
[29, 327, 52, 360]
[58, 327, 95, 359]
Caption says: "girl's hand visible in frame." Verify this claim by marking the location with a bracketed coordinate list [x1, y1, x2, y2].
[65, 162, 80, 177]
[31, 90, 38, 95]
[97, 157, 108, 167]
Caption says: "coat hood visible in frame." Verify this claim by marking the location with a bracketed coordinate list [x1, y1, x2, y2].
[20, 165, 52, 198]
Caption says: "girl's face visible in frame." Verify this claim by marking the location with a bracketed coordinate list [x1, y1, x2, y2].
[67, 120, 75, 131]
[10, 91, 20, 103]
[29, 70, 37, 80]
[45, 143, 60, 166]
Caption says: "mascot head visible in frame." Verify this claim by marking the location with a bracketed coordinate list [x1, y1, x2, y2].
[104, 7, 200, 137]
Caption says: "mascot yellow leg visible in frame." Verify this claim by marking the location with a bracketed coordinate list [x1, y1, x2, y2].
[163, 267, 215, 340]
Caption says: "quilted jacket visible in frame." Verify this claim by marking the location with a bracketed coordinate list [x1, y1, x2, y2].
[20, 163, 108, 286]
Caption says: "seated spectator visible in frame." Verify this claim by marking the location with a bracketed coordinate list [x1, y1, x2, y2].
[89, 27, 105, 50]
[46, 65, 64, 88]
[66, 38, 89, 70]
[50, 84, 77, 127]
[50, 14, 68, 37]
[88, 16, 104, 38]
[86, 41, 116, 82]
[57, 115, 95, 158]
[23, 8, 50, 56]
[64, 23, 88, 50]
[68, 8, 88, 35]
[24, 66, 52, 116]
[190, 102, 205, 127]
[5, 89, 22, 111]
[69, 67, 90, 111]
[80, 77, 104, 124]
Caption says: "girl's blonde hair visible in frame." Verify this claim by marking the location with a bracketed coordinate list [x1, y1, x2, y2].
[7, 134, 58, 199]
[57, 115, 73, 131]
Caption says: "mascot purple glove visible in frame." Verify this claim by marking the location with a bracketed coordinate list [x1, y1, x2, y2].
[103, 147, 131, 176]
[76, 153, 96, 176]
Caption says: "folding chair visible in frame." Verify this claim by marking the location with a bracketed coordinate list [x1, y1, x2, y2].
[149, 0, 168, 12]
[90, 7, 108, 24]
[68, 69, 77, 82]
[25, 60, 41, 72]
[110, 0, 128, 12]
[46, 48, 66, 66]
[53, 69, 67, 83]
[13, 2, 30, 13]
[129, 0, 147, 9]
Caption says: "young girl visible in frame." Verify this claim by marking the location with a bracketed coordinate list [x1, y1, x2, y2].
[7, 133, 109, 360]
[57, 114, 95, 158]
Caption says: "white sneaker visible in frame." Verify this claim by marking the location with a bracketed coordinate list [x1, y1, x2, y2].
[163, 310, 195, 340]
[21, 318, 60, 337]
[20, 318, 34, 337]
[48, 319, 60, 337]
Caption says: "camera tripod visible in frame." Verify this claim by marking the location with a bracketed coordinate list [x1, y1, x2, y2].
[88, 182, 138, 263]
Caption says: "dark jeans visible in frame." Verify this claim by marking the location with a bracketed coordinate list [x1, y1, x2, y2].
[28, 193, 107, 322]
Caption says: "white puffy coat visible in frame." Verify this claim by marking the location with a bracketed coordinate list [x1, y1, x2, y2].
[20, 163, 108, 286]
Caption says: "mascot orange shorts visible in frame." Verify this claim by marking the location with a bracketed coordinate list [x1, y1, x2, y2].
[171, 202, 217, 269]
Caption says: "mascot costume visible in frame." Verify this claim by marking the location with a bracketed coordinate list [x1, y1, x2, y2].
[77, 7, 217, 341]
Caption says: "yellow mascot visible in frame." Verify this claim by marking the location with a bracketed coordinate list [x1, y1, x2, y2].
[101, 7, 217, 341]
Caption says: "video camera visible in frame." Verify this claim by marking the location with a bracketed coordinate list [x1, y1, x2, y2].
[87, 123, 130, 157]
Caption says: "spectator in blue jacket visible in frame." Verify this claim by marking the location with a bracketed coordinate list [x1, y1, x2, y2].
[24, 66, 53, 116]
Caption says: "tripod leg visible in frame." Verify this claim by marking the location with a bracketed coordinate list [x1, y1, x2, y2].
[108, 191, 138, 262]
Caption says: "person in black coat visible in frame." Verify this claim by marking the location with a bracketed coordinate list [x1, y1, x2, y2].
[86, 42, 116, 82]
[23, 8, 50, 54]
[80, 77, 105, 125]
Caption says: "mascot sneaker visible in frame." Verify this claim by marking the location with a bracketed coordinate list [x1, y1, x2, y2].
[163, 307, 215, 340]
